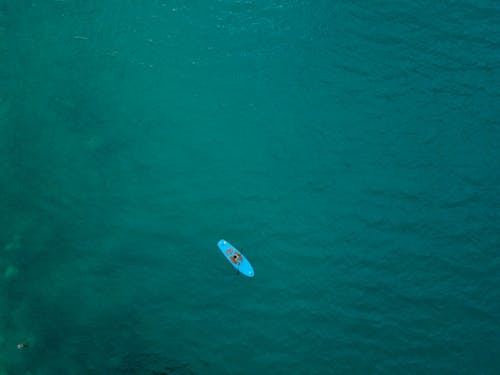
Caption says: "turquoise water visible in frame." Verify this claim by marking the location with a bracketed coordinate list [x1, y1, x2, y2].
[1, 1, 499, 373]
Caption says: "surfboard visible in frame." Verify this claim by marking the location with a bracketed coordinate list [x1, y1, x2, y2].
[217, 239, 254, 277]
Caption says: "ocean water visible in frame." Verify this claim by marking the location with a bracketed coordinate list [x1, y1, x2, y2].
[1, 1, 499, 374]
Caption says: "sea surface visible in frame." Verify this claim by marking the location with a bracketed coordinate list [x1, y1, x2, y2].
[1, 1, 499, 374]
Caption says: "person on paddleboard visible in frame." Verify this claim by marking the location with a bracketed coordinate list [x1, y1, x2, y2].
[230, 252, 242, 265]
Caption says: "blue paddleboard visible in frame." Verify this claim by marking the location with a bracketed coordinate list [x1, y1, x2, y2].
[217, 239, 254, 277]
